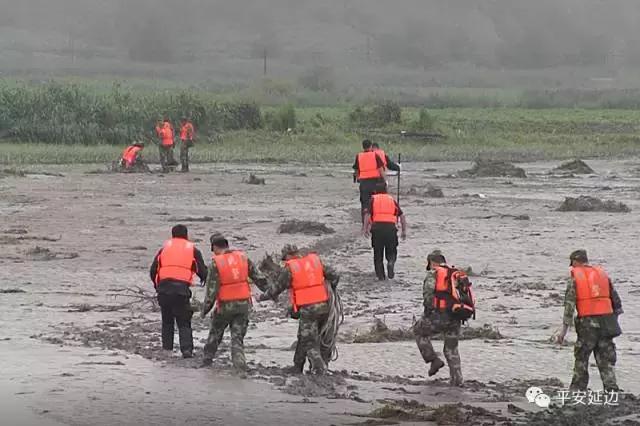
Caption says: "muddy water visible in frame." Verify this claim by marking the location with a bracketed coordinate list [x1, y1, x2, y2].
[1, 159, 640, 425]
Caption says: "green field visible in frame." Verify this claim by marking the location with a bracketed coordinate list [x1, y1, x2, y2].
[1, 81, 640, 165]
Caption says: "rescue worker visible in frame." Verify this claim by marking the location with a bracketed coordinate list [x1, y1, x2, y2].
[179, 117, 195, 173]
[556, 250, 623, 391]
[156, 118, 176, 172]
[414, 250, 464, 387]
[371, 142, 400, 172]
[200, 234, 268, 371]
[149, 225, 208, 358]
[363, 184, 407, 280]
[258, 245, 340, 374]
[119, 141, 146, 171]
[353, 139, 386, 223]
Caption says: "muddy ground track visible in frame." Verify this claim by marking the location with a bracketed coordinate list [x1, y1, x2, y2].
[1, 160, 640, 425]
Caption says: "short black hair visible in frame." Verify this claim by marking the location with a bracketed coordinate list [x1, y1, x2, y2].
[172, 224, 188, 238]
[372, 142, 380, 149]
[362, 139, 372, 149]
[210, 234, 229, 249]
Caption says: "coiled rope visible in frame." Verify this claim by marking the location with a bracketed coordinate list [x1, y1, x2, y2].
[319, 284, 344, 362]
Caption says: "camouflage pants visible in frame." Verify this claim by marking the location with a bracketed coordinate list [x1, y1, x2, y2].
[203, 309, 249, 370]
[179, 143, 191, 172]
[294, 302, 330, 373]
[571, 324, 618, 391]
[159, 145, 175, 171]
[414, 313, 463, 385]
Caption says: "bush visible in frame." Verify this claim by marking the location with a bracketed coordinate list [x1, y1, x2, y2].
[410, 108, 436, 131]
[0, 82, 262, 144]
[348, 101, 402, 128]
[264, 104, 296, 132]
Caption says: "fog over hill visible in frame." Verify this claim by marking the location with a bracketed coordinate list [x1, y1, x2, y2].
[1, 0, 639, 88]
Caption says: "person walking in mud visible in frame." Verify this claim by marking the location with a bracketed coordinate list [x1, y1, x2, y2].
[371, 142, 400, 172]
[200, 234, 269, 373]
[363, 184, 407, 280]
[156, 117, 176, 172]
[150, 225, 208, 358]
[258, 245, 340, 374]
[414, 250, 468, 387]
[179, 117, 195, 173]
[353, 139, 386, 223]
[556, 250, 623, 391]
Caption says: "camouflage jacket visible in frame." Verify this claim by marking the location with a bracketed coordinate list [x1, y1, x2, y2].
[562, 275, 623, 335]
[203, 253, 268, 316]
[262, 257, 339, 302]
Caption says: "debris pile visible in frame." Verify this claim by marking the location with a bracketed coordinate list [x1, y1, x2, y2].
[553, 159, 595, 175]
[278, 220, 335, 236]
[557, 196, 630, 213]
[457, 160, 527, 178]
[245, 174, 266, 185]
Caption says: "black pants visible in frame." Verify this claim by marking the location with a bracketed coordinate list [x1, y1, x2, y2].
[157, 293, 193, 353]
[371, 224, 398, 278]
[359, 178, 385, 223]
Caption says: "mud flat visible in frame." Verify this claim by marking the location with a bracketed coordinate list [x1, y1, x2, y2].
[1, 159, 639, 425]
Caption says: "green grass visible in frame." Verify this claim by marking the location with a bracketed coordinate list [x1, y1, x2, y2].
[2, 79, 640, 165]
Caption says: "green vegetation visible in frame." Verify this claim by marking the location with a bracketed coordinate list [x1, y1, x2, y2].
[1, 81, 640, 165]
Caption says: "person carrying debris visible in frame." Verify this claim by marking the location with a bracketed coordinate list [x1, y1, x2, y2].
[371, 142, 400, 172]
[118, 141, 147, 172]
[200, 234, 269, 372]
[156, 118, 176, 172]
[363, 183, 407, 280]
[353, 139, 386, 223]
[258, 245, 340, 375]
[414, 250, 475, 387]
[179, 117, 195, 173]
[556, 249, 623, 391]
[149, 225, 208, 358]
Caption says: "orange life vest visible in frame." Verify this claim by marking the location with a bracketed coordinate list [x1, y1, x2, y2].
[286, 253, 329, 312]
[122, 145, 142, 167]
[159, 123, 174, 147]
[180, 122, 194, 142]
[374, 148, 388, 168]
[214, 251, 251, 304]
[572, 265, 613, 317]
[357, 151, 382, 180]
[156, 238, 195, 285]
[432, 265, 475, 318]
[371, 193, 397, 223]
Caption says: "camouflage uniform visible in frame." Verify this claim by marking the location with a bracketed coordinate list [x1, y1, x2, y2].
[202, 254, 268, 370]
[414, 270, 463, 386]
[262, 257, 340, 374]
[562, 275, 622, 391]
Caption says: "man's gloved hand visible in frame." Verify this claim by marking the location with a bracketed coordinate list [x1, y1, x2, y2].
[257, 293, 272, 302]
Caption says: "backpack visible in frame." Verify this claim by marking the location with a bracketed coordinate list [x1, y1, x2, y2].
[435, 266, 476, 322]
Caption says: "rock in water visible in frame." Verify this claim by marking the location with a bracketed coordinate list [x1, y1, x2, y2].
[557, 196, 630, 213]
[457, 160, 526, 178]
[553, 159, 595, 175]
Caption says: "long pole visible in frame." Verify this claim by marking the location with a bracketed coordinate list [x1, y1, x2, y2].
[397, 153, 401, 207]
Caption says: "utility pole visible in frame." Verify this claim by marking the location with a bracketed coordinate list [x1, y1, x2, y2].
[263, 46, 267, 76]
